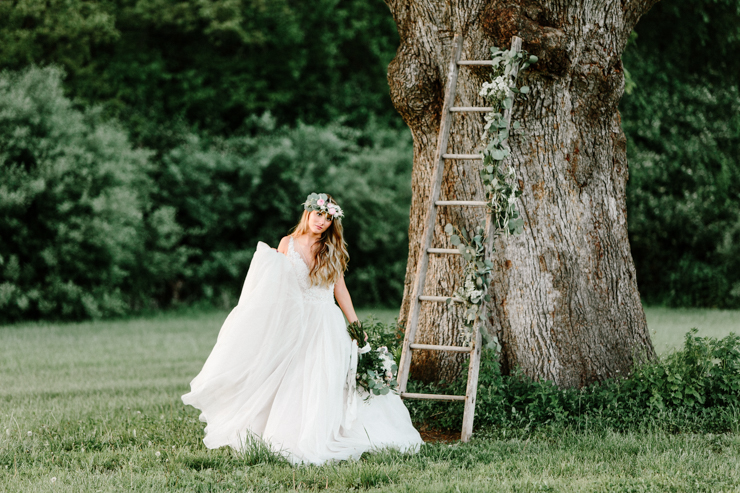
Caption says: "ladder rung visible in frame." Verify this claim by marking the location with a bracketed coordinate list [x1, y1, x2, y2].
[450, 106, 493, 112]
[458, 60, 495, 66]
[401, 392, 466, 401]
[410, 343, 473, 353]
[435, 200, 487, 206]
[442, 154, 483, 160]
[419, 295, 464, 303]
[427, 248, 460, 255]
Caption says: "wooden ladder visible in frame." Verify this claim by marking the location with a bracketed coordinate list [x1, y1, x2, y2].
[397, 34, 522, 442]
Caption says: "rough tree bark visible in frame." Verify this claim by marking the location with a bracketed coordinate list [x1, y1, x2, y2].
[387, 0, 658, 387]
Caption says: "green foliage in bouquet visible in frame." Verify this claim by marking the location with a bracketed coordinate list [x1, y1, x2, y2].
[357, 346, 399, 397]
[347, 319, 403, 398]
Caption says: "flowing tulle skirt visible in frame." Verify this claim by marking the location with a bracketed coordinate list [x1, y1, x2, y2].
[182, 242, 423, 465]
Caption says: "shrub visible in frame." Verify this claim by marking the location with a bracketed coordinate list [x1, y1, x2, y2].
[0, 66, 184, 322]
[396, 328, 740, 433]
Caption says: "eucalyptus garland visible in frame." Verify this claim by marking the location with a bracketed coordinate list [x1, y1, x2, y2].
[479, 46, 537, 235]
[445, 45, 537, 344]
[444, 224, 493, 345]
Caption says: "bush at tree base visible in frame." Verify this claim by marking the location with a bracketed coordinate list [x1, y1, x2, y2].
[356, 316, 740, 433]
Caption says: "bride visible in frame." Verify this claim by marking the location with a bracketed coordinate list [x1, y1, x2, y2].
[182, 193, 423, 465]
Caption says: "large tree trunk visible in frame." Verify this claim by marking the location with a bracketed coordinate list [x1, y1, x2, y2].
[387, 0, 658, 387]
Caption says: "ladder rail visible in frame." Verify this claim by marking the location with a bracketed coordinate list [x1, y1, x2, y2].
[397, 34, 464, 393]
[395, 35, 523, 443]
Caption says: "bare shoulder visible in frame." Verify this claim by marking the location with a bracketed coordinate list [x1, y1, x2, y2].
[277, 235, 292, 255]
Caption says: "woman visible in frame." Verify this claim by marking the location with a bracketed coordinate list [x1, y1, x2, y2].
[182, 193, 423, 465]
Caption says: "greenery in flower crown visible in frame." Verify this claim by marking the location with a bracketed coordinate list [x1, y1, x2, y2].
[444, 45, 537, 346]
[302, 192, 344, 219]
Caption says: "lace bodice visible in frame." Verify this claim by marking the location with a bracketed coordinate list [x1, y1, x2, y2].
[287, 237, 336, 305]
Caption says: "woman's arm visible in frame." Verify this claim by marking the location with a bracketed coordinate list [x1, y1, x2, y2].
[277, 236, 290, 255]
[334, 273, 359, 324]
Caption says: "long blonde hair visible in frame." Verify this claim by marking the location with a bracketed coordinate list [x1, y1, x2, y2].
[289, 194, 349, 287]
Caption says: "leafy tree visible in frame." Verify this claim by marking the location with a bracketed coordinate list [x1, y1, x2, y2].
[0, 66, 184, 322]
[622, 0, 740, 307]
[155, 115, 412, 307]
[0, 0, 402, 141]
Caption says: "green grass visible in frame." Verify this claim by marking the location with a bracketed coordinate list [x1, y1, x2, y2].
[645, 306, 740, 353]
[1, 306, 739, 491]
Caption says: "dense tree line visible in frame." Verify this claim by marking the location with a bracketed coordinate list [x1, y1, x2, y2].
[0, 0, 738, 322]
[621, 0, 740, 307]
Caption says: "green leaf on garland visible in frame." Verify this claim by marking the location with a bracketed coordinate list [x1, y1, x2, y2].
[450, 235, 461, 246]
[513, 121, 521, 129]
[520, 86, 530, 94]
[503, 97, 513, 110]
[491, 149, 506, 160]
[444, 223, 454, 235]
[529, 55, 538, 63]
[508, 216, 524, 235]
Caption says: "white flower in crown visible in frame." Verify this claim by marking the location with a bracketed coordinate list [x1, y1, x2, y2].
[303, 192, 345, 219]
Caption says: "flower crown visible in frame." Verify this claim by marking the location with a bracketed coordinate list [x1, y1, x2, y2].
[303, 193, 344, 220]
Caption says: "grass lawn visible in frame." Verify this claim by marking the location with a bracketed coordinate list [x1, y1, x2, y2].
[1, 306, 739, 491]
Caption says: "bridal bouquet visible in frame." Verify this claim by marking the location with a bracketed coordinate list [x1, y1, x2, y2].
[346, 321, 400, 397]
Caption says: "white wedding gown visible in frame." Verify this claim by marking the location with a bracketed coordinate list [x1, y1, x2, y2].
[181, 239, 423, 465]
